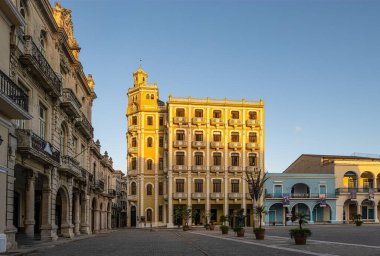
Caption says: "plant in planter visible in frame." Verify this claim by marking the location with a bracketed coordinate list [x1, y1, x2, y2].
[353, 214, 363, 226]
[174, 206, 195, 231]
[289, 212, 311, 245]
[209, 221, 215, 230]
[219, 215, 230, 235]
[253, 205, 267, 240]
[233, 209, 246, 237]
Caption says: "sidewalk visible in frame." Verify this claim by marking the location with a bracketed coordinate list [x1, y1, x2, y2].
[0, 234, 95, 256]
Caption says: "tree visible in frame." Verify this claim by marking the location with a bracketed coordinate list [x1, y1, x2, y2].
[254, 205, 267, 229]
[173, 206, 196, 230]
[245, 169, 269, 227]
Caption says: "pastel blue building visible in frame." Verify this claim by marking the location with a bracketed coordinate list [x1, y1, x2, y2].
[265, 173, 337, 225]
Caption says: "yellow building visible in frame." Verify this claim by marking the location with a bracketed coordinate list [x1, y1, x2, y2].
[126, 67, 265, 227]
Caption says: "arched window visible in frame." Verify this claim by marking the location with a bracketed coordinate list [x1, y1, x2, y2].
[176, 152, 185, 165]
[147, 184, 153, 195]
[131, 137, 137, 147]
[131, 182, 136, 195]
[147, 209, 152, 222]
[147, 137, 153, 147]
[147, 159, 153, 170]
[146, 94, 150, 99]
[176, 108, 185, 117]
[195, 152, 203, 166]
[248, 132, 257, 143]
[151, 94, 154, 99]
[248, 153, 257, 166]
[147, 116, 153, 125]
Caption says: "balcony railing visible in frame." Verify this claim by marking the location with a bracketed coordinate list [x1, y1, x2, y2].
[128, 195, 138, 201]
[128, 125, 138, 132]
[173, 192, 188, 199]
[108, 189, 116, 197]
[192, 165, 206, 172]
[336, 187, 380, 194]
[79, 167, 87, 180]
[173, 140, 187, 148]
[246, 166, 257, 172]
[94, 180, 105, 192]
[173, 165, 187, 172]
[191, 193, 207, 199]
[228, 142, 242, 149]
[210, 118, 224, 125]
[59, 155, 81, 177]
[16, 129, 61, 166]
[192, 117, 206, 125]
[228, 166, 242, 172]
[228, 119, 242, 126]
[265, 193, 336, 198]
[210, 166, 223, 172]
[210, 141, 224, 149]
[228, 193, 243, 199]
[128, 147, 138, 154]
[76, 112, 94, 139]
[0, 69, 28, 112]
[61, 88, 81, 118]
[20, 36, 62, 97]
[246, 120, 260, 127]
[128, 170, 138, 176]
[173, 117, 188, 124]
[191, 141, 206, 148]
[291, 193, 310, 198]
[210, 193, 224, 199]
[246, 143, 259, 150]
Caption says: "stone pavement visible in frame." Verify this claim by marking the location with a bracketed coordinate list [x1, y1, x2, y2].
[2, 225, 380, 255]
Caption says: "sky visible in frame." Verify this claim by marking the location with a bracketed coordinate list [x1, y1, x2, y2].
[53, 0, 380, 173]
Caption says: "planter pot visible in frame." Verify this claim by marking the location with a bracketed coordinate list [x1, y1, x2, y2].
[205, 225, 210, 230]
[294, 234, 307, 245]
[210, 224, 215, 231]
[254, 230, 265, 240]
[356, 222, 363, 226]
[237, 229, 245, 237]
[183, 225, 190, 231]
[221, 229, 228, 235]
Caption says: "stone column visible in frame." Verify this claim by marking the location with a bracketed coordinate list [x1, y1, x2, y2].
[24, 173, 35, 238]
[374, 203, 379, 223]
[40, 186, 57, 241]
[167, 171, 173, 227]
[108, 203, 112, 230]
[80, 195, 90, 234]
[74, 193, 80, 235]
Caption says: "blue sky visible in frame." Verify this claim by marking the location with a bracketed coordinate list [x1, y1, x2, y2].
[54, 0, 380, 173]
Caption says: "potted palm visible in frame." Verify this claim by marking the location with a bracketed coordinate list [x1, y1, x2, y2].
[174, 206, 195, 231]
[289, 212, 311, 245]
[219, 215, 230, 235]
[354, 214, 363, 226]
[253, 205, 267, 240]
[233, 209, 246, 237]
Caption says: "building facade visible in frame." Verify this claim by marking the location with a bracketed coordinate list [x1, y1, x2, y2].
[126, 67, 265, 227]
[265, 173, 337, 225]
[0, 1, 118, 251]
[285, 154, 380, 224]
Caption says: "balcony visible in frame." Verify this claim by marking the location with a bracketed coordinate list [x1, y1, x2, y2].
[128, 195, 138, 202]
[291, 193, 310, 198]
[128, 170, 138, 176]
[128, 124, 138, 132]
[191, 193, 207, 199]
[128, 147, 138, 155]
[228, 119, 242, 126]
[228, 193, 243, 200]
[58, 155, 81, 177]
[173, 117, 188, 124]
[79, 166, 87, 182]
[19, 36, 62, 98]
[173, 165, 187, 172]
[228, 166, 243, 173]
[173, 140, 187, 148]
[265, 193, 284, 199]
[89, 173, 94, 183]
[16, 129, 61, 167]
[246, 193, 252, 200]
[228, 142, 242, 149]
[246, 120, 260, 127]
[173, 192, 188, 199]
[246, 166, 257, 172]
[210, 142, 224, 149]
[192, 117, 206, 125]
[192, 165, 206, 172]
[246, 143, 259, 150]
[93, 180, 105, 192]
[210, 166, 223, 172]
[61, 88, 81, 119]
[75, 113, 94, 139]
[108, 189, 116, 197]
[336, 187, 380, 194]
[210, 193, 224, 199]
[210, 118, 224, 126]
[0, 69, 30, 119]
[191, 141, 206, 148]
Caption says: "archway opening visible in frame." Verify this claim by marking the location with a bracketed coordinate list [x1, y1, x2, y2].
[360, 172, 374, 192]
[292, 203, 310, 221]
[131, 206, 136, 227]
[343, 171, 358, 189]
[268, 203, 284, 225]
[291, 183, 310, 198]
[313, 203, 331, 223]
[55, 187, 69, 236]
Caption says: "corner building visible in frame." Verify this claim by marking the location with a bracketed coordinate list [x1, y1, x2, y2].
[127, 68, 265, 227]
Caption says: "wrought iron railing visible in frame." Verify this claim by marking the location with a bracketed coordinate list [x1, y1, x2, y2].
[62, 88, 81, 109]
[336, 187, 380, 193]
[0, 69, 28, 111]
[29, 132, 60, 163]
[23, 36, 61, 94]
[80, 112, 94, 135]
[95, 180, 105, 191]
